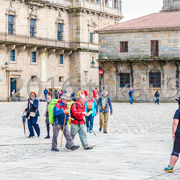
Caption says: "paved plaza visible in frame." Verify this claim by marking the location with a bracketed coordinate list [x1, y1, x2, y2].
[0, 102, 180, 180]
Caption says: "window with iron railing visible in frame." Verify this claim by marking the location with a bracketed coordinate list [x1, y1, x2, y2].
[57, 23, 63, 41]
[30, 18, 36, 37]
[149, 72, 161, 88]
[120, 73, 130, 87]
[8, 15, 14, 35]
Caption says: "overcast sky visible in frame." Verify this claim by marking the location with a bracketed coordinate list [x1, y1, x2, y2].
[122, 0, 163, 22]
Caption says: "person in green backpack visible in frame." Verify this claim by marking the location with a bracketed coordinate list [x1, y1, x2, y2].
[44, 91, 53, 139]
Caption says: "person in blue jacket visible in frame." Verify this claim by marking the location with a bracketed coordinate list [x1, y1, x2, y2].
[155, 90, 160, 104]
[128, 88, 134, 104]
[44, 88, 48, 102]
[24, 92, 40, 138]
[96, 90, 113, 133]
[51, 94, 79, 152]
[85, 95, 97, 133]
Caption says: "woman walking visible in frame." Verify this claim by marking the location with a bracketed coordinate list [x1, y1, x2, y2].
[24, 92, 40, 138]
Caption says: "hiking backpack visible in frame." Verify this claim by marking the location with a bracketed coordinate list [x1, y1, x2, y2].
[48, 99, 59, 124]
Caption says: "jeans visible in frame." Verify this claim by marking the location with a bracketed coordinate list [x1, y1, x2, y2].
[70, 123, 89, 149]
[85, 114, 94, 131]
[129, 96, 134, 104]
[155, 97, 159, 104]
[28, 117, 40, 137]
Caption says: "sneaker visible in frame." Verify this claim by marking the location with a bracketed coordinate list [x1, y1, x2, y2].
[27, 135, 34, 138]
[44, 136, 50, 139]
[103, 131, 108, 134]
[89, 130, 92, 133]
[164, 165, 173, 173]
[85, 146, 93, 150]
[87, 127, 90, 132]
[51, 147, 59, 152]
[71, 145, 80, 151]
[99, 128, 102, 132]
[65, 145, 71, 150]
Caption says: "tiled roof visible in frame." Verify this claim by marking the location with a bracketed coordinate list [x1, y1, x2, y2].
[98, 11, 180, 32]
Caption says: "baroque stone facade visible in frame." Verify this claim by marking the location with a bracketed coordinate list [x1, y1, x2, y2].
[0, 0, 122, 101]
[97, 10, 180, 102]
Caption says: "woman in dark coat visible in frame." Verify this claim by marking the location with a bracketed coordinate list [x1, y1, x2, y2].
[24, 92, 40, 138]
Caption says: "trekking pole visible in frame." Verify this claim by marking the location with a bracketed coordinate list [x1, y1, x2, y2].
[22, 112, 26, 136]
[60, 113, 67, 147]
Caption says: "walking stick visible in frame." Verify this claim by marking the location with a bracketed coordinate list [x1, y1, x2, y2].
[22, 112, 26, 136]
[60, 113, 67, 147]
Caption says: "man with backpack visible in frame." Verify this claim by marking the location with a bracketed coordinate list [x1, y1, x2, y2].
[96, 90, 113, 133]
[70, 95, 93, 150]
[51, 94, 79, 152]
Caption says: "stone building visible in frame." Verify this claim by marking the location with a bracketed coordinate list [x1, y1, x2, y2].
[97, 1, 180, 102]
[0, 0, 122, 101]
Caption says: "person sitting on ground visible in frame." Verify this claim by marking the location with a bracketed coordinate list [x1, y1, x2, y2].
[51, 94, 79, 152]
[70, 95, 93, 150]
[96, 90, 113, 133]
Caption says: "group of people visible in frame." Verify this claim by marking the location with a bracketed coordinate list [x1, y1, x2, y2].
[23, 88, 113, 152]
[128, 89, 160, 104]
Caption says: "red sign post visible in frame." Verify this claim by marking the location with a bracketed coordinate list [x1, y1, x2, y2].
[99, 69, 103, 75]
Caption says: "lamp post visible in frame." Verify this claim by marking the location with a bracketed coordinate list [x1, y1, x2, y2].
[2, 61, 10, 101]
[90, 58, 104, 93]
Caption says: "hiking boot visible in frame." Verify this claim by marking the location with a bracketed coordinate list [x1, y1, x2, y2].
[164, 165, 173, 173]
[44, 136, 50, 139]
[85, 146, 93, 150]
[99, 128, 102, 132]
[103, 131, 108, 134]
[71, 145, 80, 151]
[51, 147, 59, 152]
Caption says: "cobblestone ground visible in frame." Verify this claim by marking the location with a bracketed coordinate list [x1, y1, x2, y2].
[0, 102, 179, 180]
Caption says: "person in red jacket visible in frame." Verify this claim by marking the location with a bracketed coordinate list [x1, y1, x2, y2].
[70, 95, 93, 150]
[93, 88, 98, 101]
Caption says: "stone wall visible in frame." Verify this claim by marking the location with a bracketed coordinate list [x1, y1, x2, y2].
[102, 60, 180, 102]
[99, 31, 180, 59]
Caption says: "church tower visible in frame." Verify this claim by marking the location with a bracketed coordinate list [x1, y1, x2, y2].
[162, 0, 180, 11]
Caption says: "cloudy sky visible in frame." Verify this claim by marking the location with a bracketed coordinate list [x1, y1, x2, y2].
[122, 0, 163, 22]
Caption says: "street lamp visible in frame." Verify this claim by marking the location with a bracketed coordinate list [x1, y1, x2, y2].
[2, 61, 9, 70]
[90, 58, 95, 68]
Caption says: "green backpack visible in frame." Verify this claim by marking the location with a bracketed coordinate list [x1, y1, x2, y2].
[48, 99, 59, 124]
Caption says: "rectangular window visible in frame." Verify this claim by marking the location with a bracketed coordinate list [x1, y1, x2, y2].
[10, 50, 15, 62]
[30, 18, 36, 37]
[59, 55, 64, 64]
[57, 23, 63, 40]
[120, 41, 128, 53]
[32, 52, 36, 63]
[120, 73, 130, 87]
[149, 72, 161, 88]
[8, 15, 14, 34]
[151, 40, 159, 57]
[90, 32, 93, 44]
